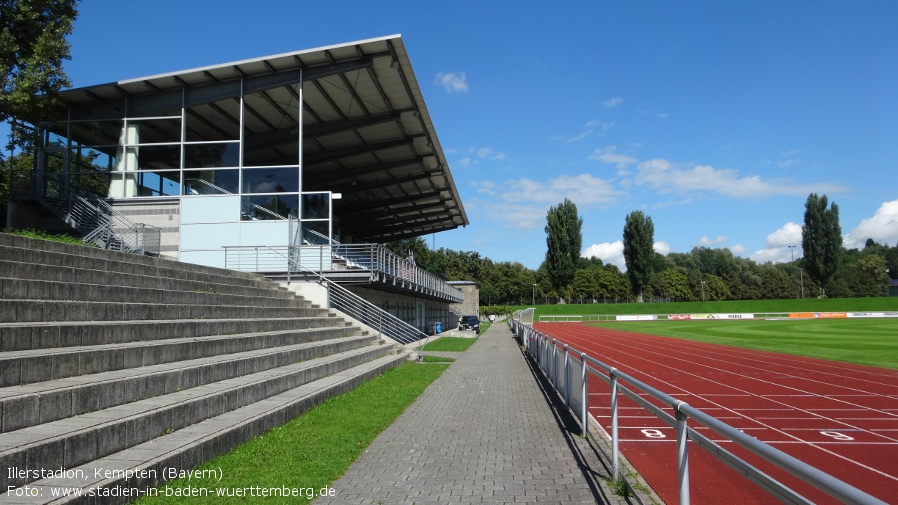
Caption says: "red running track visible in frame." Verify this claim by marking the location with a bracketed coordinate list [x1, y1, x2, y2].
[535, 322, 898, 505]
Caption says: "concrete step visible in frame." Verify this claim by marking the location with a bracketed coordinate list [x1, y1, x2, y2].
[0, 316, 347, 352]
[0, 260, 300, 300]
[0, 345, 396, 491]
[3, 352, 407, 504]
[0, 334, 377, 432]
[0, 275, 309, 308]
[0, 324, 363, 388]
[0, 243, 272, 291]
[0, 300, 324, 323]
[0, 234, 267, 286]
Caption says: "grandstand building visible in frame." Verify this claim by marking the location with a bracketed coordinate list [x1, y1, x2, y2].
[7, 35, 470, 337]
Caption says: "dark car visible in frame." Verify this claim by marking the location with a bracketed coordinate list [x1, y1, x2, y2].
[459, 315, 480, 334]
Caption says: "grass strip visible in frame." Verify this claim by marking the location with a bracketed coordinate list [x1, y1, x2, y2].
[137, 361, 447, 504]
[587, 318, 898, 369]
[421, 336, 478, 352]
[421, 355, 456, 363]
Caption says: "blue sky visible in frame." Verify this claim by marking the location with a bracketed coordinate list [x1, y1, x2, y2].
[21, 1, 898, 269]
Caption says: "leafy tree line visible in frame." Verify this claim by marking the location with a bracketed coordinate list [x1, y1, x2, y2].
[388, 193, 896, 306]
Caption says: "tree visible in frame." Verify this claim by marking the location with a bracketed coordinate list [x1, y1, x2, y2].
[622, 210, 655, 302]
[801, 193, 842, 297]
[544, 198, 582, 296]
[1, 0, 78, 143]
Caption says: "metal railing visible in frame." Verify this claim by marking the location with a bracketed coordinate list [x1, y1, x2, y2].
[327, 279, 428, 345]
[223, 243, 464, 303]
[73, 197, 161, 255]
[508, 317, 886, 505]
[224, 244, 427, 345]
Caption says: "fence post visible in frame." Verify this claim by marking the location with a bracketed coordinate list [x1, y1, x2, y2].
[563, 345, 570, 407]
[676, 404, 690, 505]
[580, 353, 588, 436]
[610, 369, 620, 479]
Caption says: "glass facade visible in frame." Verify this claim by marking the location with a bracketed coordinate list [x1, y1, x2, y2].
[37, 79, 334, 268]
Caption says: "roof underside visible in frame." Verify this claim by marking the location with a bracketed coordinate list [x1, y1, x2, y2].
[58, 35, 468, 242]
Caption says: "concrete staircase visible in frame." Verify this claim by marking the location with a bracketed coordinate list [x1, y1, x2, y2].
[0, 233, 407, 503]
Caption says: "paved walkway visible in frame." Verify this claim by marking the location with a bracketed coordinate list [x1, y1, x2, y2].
[316, 324, 641, 505]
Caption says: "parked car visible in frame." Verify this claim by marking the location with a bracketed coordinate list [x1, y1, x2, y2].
[459, 315, 480, 334]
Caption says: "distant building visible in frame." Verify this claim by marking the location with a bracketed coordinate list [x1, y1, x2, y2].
[449, 281, 480, 324]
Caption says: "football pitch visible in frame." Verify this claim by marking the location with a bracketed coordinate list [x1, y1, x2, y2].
[586, 317, 898, 369]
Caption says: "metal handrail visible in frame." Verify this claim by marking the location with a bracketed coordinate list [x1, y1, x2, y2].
[223, 244, 463, 303]
[509, 318, 886, 505]
[224, 244, 427, 345]
[76, 197, 161, 255]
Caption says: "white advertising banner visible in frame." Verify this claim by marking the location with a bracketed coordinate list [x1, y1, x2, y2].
[846, 312, 898, 318]
[616, 314, 657, 321]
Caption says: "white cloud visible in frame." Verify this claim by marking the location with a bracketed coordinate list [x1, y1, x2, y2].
[766, 222, 802, 248]
[457, 157, 471, 168]
[476, 147, 505, 160]
[471, 173, 621, 231]
[634, 158, 848, 199]
[581, 240, 670, 271]
[748, 222, 803, 263]
[844, 199, 898, 249]
[750, 247, 792, 264]
[564, 130, 592, 143]
[435, 72, 468, 93]
[604, 97, 623, 107]
[731, 244, 747, 256]
[582, 240, 625, 269]
[696, 235, 727, 247]
[589, 146, 637, 169]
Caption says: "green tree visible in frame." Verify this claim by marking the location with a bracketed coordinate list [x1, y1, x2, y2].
[655, 268, 691, 301]
[1, 0, 78, 145]
[1, 0, 78, 225]
[544, 198, 582, 296]
[801, 193, 842, 297]
[622, 210, 655, 302]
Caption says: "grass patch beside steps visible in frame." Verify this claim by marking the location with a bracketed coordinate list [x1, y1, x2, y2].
[138, 361, 447, 504]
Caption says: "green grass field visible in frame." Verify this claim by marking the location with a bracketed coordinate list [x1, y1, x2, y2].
[519, 298, 898, 369]
[585, 318, 898, 370]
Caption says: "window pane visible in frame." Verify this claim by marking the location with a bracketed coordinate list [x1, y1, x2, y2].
[243, 85, 300, 167]
[184, 169, 239, 195]
[136, 171, 181, 197]
[301, 221, 330, 244]
[242, 167, 299, 193]
[241, 194, 298, 221]
[186, 101, 240, 141]
[127, 117, 181, 144]
[184, 142, 239, 168]
[69, 147, 115, 173]
[68, 120, 123, 146]
[301, 192, 330, 219]
[133, 144, 181, 171]
[72, 173, 111, 198]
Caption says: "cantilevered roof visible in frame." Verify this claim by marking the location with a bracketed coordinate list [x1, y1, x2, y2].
[58, 35, 468, 242]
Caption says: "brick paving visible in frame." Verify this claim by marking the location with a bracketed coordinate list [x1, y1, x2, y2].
[316, 324, 643, 505]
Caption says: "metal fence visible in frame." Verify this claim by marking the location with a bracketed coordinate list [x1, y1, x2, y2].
[508, 317, 885, 505]
[224, 243, 464, 303]
[224, 245, 428, 345]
